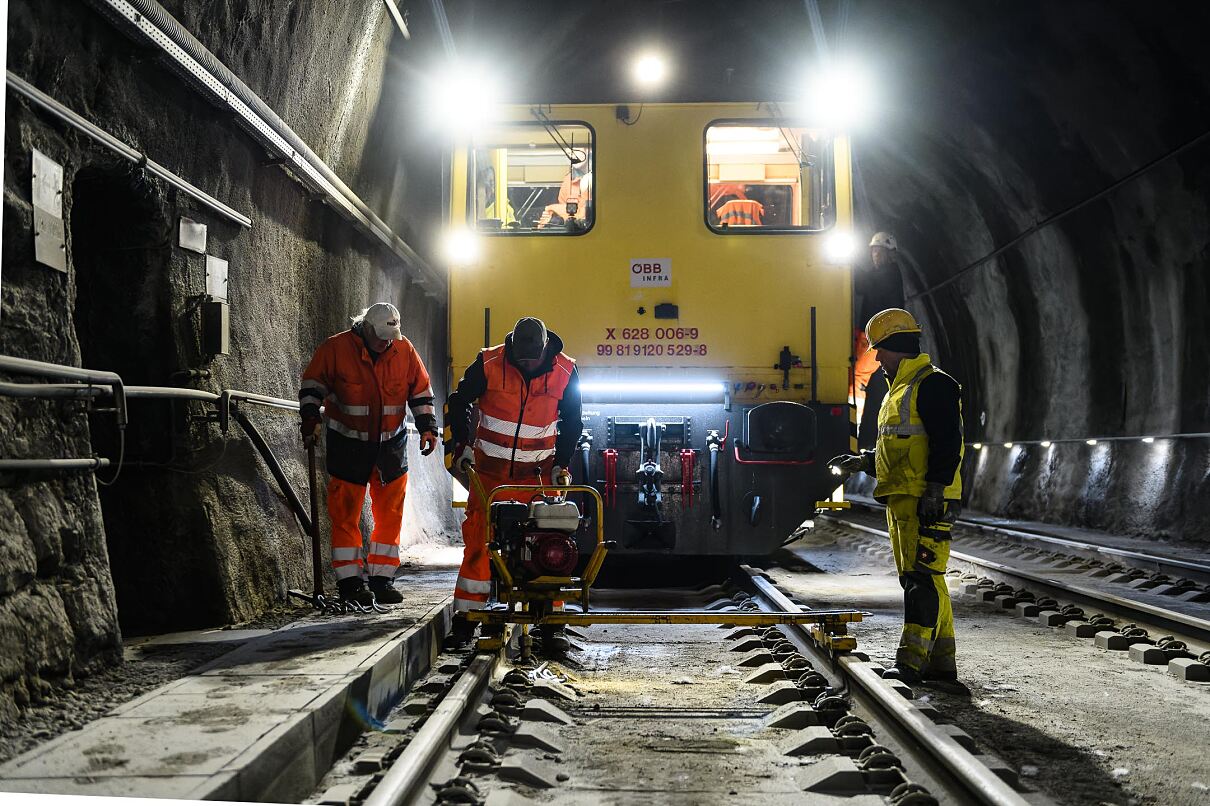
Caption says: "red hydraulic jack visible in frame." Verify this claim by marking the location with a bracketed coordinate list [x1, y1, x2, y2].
[679, 448, 695, 507]
[602, 448, 619, 507]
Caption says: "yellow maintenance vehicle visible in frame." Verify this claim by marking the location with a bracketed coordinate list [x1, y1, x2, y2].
[447, 102, 856, 559]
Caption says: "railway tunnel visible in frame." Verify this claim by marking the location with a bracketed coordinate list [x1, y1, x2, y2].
[1, 1, 1209, 804]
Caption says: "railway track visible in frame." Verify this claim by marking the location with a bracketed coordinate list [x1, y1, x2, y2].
[820, 507, 1210, 684]
[312, 581, 1046, 806]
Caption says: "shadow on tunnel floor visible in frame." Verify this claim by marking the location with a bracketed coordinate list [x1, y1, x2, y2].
[929, 694, 1136, 806]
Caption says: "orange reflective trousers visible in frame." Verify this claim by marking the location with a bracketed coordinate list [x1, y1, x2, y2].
[328, 472, 408, 581]
[455, 470, 533, 612]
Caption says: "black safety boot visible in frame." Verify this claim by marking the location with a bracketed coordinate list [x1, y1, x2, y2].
[881, 665, 924, 686]
[368, 576, 404, 605]
[920, 672, 971, 697]
[336, 576, 375, 607]
[444, 613, 478, 649]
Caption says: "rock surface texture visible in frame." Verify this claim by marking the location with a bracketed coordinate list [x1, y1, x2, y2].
[1, 0, 453, 718]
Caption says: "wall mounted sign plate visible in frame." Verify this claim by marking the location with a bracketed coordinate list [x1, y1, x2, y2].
[32, 149, 66, 272]
[179, 217, 208, 253]
[205, 255, 229, 301]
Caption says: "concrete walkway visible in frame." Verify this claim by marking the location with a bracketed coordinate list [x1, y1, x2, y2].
[0, 569, 454, 801]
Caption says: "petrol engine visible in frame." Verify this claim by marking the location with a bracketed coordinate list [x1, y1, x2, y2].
[489, 496, 583, 580]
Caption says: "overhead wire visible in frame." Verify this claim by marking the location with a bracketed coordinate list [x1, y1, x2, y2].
[908, 123, 1210, 301]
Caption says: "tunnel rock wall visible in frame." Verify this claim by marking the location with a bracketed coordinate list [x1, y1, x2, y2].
[855, 2, 1210, 543]
[1, 0, 452, 716]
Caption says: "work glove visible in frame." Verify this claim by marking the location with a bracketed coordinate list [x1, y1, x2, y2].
[445, 442, 474, 476]
[419, 431, 438, 456]
[917, 482, 948, 527]
[300, 415, 322, 447]
[828, 452, 872, 477]
[552, 466, 572, 486]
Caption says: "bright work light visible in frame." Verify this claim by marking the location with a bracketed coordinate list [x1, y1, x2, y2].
[580, 380, 726, 396]
[806, 62, 875, 129]
[633, 52, 669, 88]
[428, 63, 500, 134]
[824, 232, 857, 263]
[441, 228, 480, 266]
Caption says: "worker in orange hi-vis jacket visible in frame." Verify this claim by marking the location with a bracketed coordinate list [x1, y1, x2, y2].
[442, 317, 583, 650]
[853, 231, 906, 448]
[299, 302, 439, 607]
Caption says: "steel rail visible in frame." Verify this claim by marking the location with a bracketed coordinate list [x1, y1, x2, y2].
[828, 517, 1210, 647]
[6, 71, 252, 228]
[362, 653, 496, 806]
[742, 568, 1031, 806]
[847, 497, 1210, 584]
[957, 515, 1210, 583]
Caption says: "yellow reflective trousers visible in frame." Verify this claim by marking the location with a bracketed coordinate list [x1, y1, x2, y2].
[886, 494, 957, 676]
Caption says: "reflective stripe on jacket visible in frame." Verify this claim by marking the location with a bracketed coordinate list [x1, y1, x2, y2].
[873, 352, 963, 500]
[300, 329, 435, 483]
[473, 343, 575, 478]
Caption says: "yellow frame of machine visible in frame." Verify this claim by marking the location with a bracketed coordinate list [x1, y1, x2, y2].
[461, 467, 863, 645]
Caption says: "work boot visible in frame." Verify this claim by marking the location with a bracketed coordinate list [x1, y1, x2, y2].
[336, 576, 374, 607]
[881, 665, 924, 686]
[538, 625, 571, 657]
[920, 672, 971, 697]
[444, 613, 478, 649]
[368, 576, 404, 605]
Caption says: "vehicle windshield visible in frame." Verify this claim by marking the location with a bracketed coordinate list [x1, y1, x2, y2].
[705, 123, 835, 232]
[469, 122, 594, 235]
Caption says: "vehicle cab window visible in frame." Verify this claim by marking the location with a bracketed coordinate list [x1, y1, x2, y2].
[705, 123, 835, 233]
[469, 122, 594, 235]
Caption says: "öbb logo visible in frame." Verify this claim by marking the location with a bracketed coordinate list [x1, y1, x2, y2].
[631, 262, 664, 274]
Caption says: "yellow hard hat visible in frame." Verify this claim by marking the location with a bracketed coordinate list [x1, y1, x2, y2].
[865, 308, 922, 348]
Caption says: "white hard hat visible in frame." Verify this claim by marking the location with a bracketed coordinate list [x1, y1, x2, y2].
[869, 231, 898, 251]
[362, 302, 403, 341]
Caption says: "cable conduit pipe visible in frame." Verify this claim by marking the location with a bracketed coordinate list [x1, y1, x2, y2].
[0, 355, 127, 428]
[0, 381, 103, 399]
[6, 72, 251, 228]
[0, 458, 112, 470]
[83, 0, 444, 295]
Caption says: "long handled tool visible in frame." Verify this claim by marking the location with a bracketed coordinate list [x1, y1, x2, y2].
[308, 442, 323, 599]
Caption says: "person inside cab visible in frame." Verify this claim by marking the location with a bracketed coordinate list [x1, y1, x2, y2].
[537, 157, 592, 229]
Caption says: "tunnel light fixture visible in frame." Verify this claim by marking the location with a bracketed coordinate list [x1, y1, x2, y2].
[1141, 437, 1156, 444]
[632, 52, 669, 89]
[1003, 442, 1013, 449]
[429, 62, 501, 134]
[1086, 439, 1098, 446]
[805, 61, 875, 129]
[972, 442, 983, 450]
[1040, 440, 1052, 448]
[824, 231, 857, 263]
[441, 228, 480, 266]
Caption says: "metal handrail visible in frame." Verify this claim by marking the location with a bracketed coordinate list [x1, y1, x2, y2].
[0, 354, 312, 532]
[0, 355, 127, 427]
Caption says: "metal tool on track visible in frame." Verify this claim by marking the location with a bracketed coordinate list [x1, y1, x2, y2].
[461, 465, 864, 654]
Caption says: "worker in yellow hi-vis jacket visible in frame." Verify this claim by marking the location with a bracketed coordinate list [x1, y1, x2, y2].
[831, 308, 967, 696]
